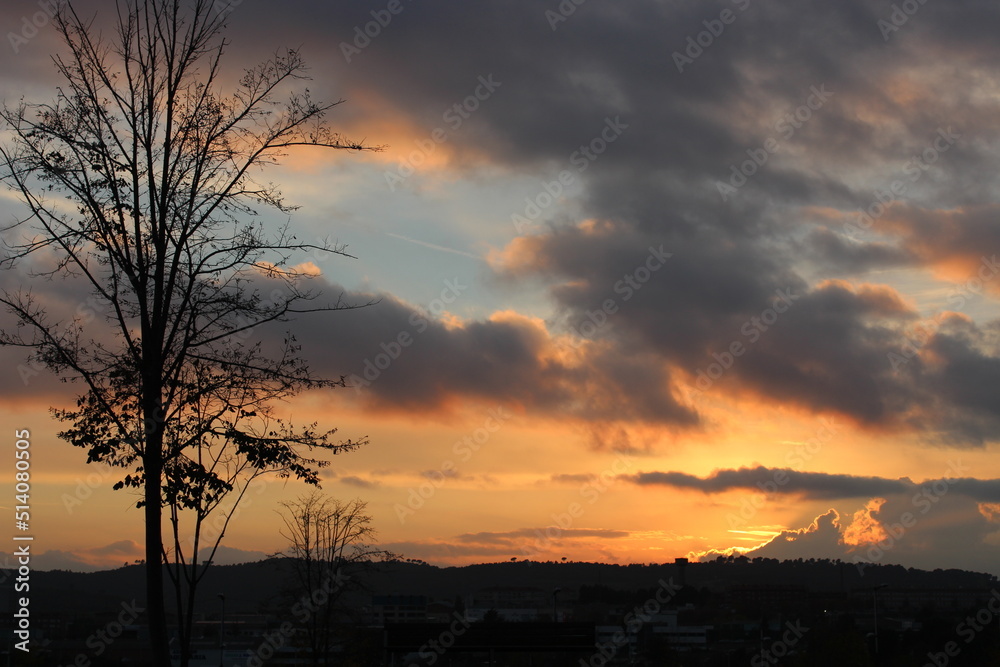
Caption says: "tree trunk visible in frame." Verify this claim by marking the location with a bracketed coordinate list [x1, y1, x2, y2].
[143, 355, 171, 666]
[145, 441, 171, 666]
[181, 565, 199, 667]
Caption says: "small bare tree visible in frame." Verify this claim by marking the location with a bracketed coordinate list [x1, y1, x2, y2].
[279, 493, 393, 666]
[0, 1, 378, 664]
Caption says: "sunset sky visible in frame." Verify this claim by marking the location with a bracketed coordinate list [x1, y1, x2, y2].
[3, 0, 1000, 578]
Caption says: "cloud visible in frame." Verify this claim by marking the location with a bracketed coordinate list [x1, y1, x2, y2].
[692, 484, 1000, 577]
[841, 498, 890, 547]
[240, 0, 1000, 444]
[290, 281, 699, 429]
[757, 493, 1000, 577]
[0, 541, 265, 572]
[550, 473, 596, 484]
[6, 0, 1000, 450]
[196, 545, 269, 565]
[737, 509, 846, 562]
[878, 205, 1000, 290]
[627, 467, 914, 500]
[0, 540, 146, 572]
[88, 539, 142, 558]
[493, 221, 1000, 443]
[420, 469, 459, 481]
[5, 0, 1000, 578]
[627, 465, 1000, 503]
[339, 475, 380, 488]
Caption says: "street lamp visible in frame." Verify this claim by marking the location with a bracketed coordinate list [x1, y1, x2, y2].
[218, 593, 226, 667]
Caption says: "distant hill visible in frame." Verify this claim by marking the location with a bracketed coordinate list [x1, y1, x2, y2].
[13, 555, 998, 617]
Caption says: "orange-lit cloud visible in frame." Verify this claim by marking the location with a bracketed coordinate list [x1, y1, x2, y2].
[841, 497, 889, 548]
[878, 205, 1000, 293]
[326, 86, 498, 176]
[978, 502, 1000, 523]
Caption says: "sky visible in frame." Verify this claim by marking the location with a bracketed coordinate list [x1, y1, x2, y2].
[2, 0, 1000, 578]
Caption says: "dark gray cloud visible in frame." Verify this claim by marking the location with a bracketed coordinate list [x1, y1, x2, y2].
[196, 545, 269, 566]
[549, 473, 595, 484]
[4, 0, 1000, 447]
[797, 227, 913, 275]
[289, 279, 699, 427]
[493, 219, 1000, 441]
[629, 468, 911, 500]
[629, 465, 1000, 503]
[207, 0, 1000, 442]
[877, 204, 1000, 288]
[339, 475, 379, 489]
[0, 539, 147, 572]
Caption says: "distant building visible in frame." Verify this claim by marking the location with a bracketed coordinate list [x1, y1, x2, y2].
[675, 557, 689, 588]
[859, 587, 990, 612]
[598, 609, 713, 657]
[426, 601, 456, 623]
[371, 594, 429, 624]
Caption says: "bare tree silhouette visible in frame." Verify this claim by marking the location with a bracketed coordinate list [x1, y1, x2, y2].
[279, 493, 394, 665]
[0, 1, 378, 663]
